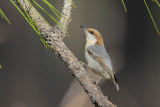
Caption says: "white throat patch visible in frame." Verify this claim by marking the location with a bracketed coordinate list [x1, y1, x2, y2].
[86, 33, 97, 46]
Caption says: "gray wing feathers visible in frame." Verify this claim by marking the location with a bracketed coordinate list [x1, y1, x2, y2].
[87, 45, 112, 71]
[87, 45, 119, 91]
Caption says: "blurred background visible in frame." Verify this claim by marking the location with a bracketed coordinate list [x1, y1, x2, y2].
[0, 0, 160, 107]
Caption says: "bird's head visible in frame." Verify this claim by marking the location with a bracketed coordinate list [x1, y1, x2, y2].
[80, 25, 104, 47]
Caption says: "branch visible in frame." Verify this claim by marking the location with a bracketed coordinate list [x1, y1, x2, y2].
[17, 0, 117, 106]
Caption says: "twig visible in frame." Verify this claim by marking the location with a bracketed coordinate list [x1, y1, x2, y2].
[17, 0, 117, 106]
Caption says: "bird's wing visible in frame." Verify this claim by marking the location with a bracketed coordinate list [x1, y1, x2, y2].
[87, 45, 115, 79]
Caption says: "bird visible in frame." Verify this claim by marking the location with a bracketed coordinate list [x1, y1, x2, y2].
[80, 25, 119, 91]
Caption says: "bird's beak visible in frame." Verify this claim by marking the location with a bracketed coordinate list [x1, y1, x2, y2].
[80, 25, 88, 35]
[80, 25, 87, 31]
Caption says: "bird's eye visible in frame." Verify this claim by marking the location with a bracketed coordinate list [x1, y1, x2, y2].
[90, 31, 94, 34]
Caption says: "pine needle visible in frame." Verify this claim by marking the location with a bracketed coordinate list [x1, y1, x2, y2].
[154, 0, 160, 7]
[144, 0, 160, 35]
[121, 0, 127, 13]
[0, 9, 11, 25]
[43, 0, 61, 20]
[67, 0, 76, 8]
[31, 0, 67, 31]
[0, 65, 2, 70]
[11, 0, 49, 48]
[43, 0, 69, 22]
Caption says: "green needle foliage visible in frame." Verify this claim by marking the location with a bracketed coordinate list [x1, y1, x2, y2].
[0, 65, 2, 70]
[121, 0, 160, 35]
[10, 0, 77, 49]
[43, 0, 61, 20]
[30, 0, 67, 31]
[0, 9, 11, 25]
[121, 0, 127, 13]
[144, 0, 160, 35]
[67, 0, 76, 8]
[10, 0, 50, 48]
[43, 0, 69, 23]
[10, 0, 159, 37]
[154, 0, 160, 7]
[26, 0, 50, 26]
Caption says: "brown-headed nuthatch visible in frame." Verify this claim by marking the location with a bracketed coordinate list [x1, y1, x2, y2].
[80, 25, 119, 91]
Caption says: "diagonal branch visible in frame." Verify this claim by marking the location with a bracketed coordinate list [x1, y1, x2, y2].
[17, 0, 117, 106]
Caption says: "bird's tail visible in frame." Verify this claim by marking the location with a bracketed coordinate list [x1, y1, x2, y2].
[103, 72, 119, 91]
[113, 74, 119, 91]
[114, 82, 119, 91]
